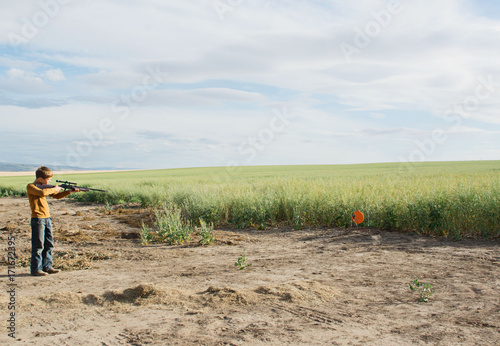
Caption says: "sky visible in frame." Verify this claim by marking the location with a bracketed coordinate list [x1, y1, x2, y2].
[1, 0, 499, 170]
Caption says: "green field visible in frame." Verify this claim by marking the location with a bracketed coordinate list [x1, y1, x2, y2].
[1, 161, 499, 238]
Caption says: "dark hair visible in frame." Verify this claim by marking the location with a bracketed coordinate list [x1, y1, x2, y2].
[35, 166, 53, 179]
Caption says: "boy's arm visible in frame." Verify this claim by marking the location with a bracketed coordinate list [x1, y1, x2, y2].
[27, 183, 59, 197]
[51, 190, 72, 199]
[52, 186, 80, 199]
[27, 183, 72, 199]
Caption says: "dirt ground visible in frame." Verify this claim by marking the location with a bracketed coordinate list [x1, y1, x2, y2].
[0, 196, 499, 345]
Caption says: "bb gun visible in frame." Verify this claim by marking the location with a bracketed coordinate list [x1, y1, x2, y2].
[36, 180, 107, 192]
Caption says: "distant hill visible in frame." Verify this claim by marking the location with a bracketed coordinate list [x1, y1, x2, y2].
[0, 163, 89, 172]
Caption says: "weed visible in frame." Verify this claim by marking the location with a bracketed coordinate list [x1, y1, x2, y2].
[197, 218, 215, 246]
[235, 249, 252, 270]
[140, 222, 154, 245]
[448, 229, 463, 241]
[155, 205, 192, 245]
[293, 207, 307, 230]
[409, 279, 434, 302]
[99, 201, 113, 214]
[232, 213, 252, 229]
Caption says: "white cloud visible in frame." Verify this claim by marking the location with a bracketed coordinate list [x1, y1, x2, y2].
[6, 68, 26, 79]
[0, 68, 49, 94]
[142, 88, 269, 108]
[448, 126, 500, 135]
[45, 68, 65, 81]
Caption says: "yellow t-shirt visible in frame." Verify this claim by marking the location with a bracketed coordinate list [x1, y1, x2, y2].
[27, 183, 71, 218]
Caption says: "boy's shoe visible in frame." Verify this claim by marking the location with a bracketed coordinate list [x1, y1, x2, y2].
[45, 268, 60, 274]
[32, 271, 48, 276]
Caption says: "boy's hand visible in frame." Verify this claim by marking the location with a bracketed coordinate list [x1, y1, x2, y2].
[71, 188, 80, 193]
[54, 185, 62, 193]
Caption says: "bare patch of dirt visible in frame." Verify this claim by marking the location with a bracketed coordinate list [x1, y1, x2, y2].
[0, 196, 499, 345]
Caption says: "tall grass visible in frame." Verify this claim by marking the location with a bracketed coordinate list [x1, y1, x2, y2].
[1, 161, 498, 238]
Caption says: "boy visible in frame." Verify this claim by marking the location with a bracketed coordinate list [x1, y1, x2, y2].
[27, 166, 79, 276]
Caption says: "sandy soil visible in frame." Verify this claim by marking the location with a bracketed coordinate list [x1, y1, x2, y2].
[0, 196, 499, 345]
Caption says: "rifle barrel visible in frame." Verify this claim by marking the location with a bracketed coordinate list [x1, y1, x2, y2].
[89, 188, 108, 192]
[36, 182, 107, 192]
[72, 185, 108, 192]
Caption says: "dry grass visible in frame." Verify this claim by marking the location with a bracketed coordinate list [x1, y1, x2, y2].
[1, 250, 117, 271]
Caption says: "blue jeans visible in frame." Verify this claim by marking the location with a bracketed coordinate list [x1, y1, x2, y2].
[30, 218, 54, 274]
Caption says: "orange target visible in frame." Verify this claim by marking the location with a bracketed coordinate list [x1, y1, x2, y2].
[352, 210, 364, 225]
